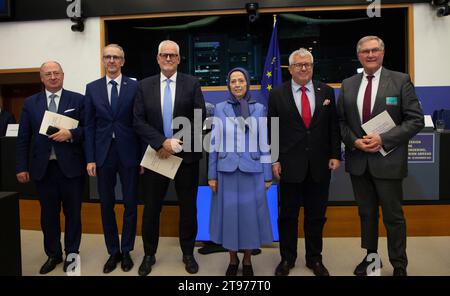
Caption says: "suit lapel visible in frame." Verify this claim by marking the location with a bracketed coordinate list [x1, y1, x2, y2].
[58, 89, 70, 114]
[115, 76, 129, 117]
[153, 75, 163, 127]
[37, 92, 48, 121]
[100, 77, 113, 115]
[350, 73, 364, 124]
[371, 68, 389, 117]
[310, 82, 322, 127]
[173, 74, 183, 119]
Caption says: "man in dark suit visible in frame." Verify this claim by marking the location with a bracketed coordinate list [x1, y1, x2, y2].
[0, 98, 16, 137]
[268, 48, 341, 276]
[84, 44, 141, 273]
[337, 36, 424, 276]
[16, 61, 85, 274]
[133, 40, 206, 276]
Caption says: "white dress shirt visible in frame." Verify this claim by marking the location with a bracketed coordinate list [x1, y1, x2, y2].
[357, 67, 382, 123]
[106, 74, 122, 104]
[291, 79, 316, 117]
[160, 72, 177, 115]
[45, 89, 62, 112]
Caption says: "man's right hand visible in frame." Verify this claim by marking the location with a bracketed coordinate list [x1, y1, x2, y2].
[208, 179, 217, 193]
[16, 172, 30, 183]
[354, 138, 381, 153]
[272, 162, 281, 180]
[162, 138, 183, 154]
[87, 162, 96, 177]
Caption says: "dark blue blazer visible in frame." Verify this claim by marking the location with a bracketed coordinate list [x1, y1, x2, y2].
[16, 89, 85, 181]
[84, 75, 141, 168]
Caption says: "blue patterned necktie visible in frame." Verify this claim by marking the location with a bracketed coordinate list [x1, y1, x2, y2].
[48, 93, 57, 112]
[110, 80, 119, 114]
[163, 78, 173, 137]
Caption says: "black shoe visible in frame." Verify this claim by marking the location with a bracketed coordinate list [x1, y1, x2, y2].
[121, 252, 134, 272]
[306, 261, 330, 276]
[274, 260, 294, 276]
[353, 254, 383, 276]
[138, 255, 156, 276]
[103, 253, 122, 274]
[63, 254, 78, 273]
[225, 259, 239, 276]
[182, 255, 199, 274]
[39, 257, 63, 274]
[242, 264, 254, 276]
[393, 267, 407, 276]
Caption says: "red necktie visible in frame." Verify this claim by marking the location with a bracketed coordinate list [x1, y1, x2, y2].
[362, 75, 374, 123]
[300, 86, 311, 128]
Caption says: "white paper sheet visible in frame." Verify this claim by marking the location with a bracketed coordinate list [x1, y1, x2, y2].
[38, 111, 79, 136]
[361, 110, 396, 156]
[140, 145, 182, 179]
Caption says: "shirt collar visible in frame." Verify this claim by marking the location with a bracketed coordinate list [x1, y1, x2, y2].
[363, 67, 382, 80]
[106, 74, 122, 86]
[161, 72, 177, 83]
[45, 89, 62, 99]
[291, 79, 313, 92]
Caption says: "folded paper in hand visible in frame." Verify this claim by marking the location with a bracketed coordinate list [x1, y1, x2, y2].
[39, 111, 79, 136]
[361, 110, 396, 156]
[140, 145, 182, 179]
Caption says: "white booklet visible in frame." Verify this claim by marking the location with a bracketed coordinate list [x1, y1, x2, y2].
[140, 145, 182, 179]
[39, 110, 79, 136]
[361, 110, 396, 156]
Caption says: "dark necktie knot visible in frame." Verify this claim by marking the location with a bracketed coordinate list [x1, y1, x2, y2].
[300, 86, 308, 93]
[366, 75, 374, 81]
[110, 80, 118, 87]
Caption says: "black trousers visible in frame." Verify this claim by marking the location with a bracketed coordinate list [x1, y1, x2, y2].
[278, 173, 329, 265]
[35, 160, 83, 258]
[141, 161, 199, 256]
[350, 170, 407, 269]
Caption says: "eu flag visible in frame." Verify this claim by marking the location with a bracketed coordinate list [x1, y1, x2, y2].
[260, 16, 282, 105]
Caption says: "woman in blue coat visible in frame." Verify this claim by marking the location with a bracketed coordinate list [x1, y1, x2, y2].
[208, 67, 273, 276]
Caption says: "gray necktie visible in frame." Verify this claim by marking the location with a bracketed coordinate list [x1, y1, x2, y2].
[49, 93, 57, 112]
[48, 93, 57, 160]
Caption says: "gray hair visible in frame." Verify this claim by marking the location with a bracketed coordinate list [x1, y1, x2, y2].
[158, 40, 180, 55]
[40, 61, 64, 73]
[288, 48, 314, 65]
[356, 36, 385, 54]
[103, 44, 125, 58]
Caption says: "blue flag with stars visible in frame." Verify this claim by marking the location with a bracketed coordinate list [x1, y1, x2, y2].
[260, 18, 282, 105]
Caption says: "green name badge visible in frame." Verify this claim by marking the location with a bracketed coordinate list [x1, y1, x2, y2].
[386, 96, 398, 105]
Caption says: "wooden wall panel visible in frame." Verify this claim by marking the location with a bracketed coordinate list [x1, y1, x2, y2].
[19, 200, 450, 237]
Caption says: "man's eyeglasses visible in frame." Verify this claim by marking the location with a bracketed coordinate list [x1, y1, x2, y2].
[359, 47, 382, 56]
[159, 53, 179, 60]
[103, 55, 123, 61]
[43, 71, 63, 78]
[291, 63, 313, 70]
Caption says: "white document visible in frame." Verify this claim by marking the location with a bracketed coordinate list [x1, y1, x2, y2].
[39, 111, 79, 136]
[361, 110, 396, 156]
[5, 124, 19, 137]
[140, 145, 182, 179]
[424, 115, 434, 128]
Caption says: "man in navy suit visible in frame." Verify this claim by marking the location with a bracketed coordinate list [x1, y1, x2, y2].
[16, 61, 85, 274]
[268, 48, 341, 276]
[85, 44, 141, 273]
[134, 40, 206, 276]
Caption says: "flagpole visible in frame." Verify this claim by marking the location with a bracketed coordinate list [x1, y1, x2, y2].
[273, 14, 277, 26]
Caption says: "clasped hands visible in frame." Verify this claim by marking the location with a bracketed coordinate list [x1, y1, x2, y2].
[354, 133, 383, 153]
[48, 126, 72, 142]
[208, 179, 272, 193]
[157, 138, 183, 159]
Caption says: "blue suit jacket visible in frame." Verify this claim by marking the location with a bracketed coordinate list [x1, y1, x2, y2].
[208, 100, 272, 182]
[84, 76, 141, 168]
[16, 89, 85, 181]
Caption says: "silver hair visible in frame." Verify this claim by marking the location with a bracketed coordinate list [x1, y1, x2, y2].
[103, 43, 125, 58]
[40, 61, 64, 73]
[288, 48, 314, 65]
[356, 36, 385, 53]
[158, 40, 180, 55]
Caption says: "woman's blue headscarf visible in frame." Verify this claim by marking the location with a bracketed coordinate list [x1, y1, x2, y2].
[227, 67, 252, 119]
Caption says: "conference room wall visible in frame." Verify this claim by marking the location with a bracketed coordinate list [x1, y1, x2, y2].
[0, 4, 449, 92]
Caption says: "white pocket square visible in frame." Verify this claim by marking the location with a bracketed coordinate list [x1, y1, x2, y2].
[323, 99, 331, 106]
[64, 108, 75, 113]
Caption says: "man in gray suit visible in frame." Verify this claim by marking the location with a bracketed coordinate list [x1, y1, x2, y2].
[337, 36, 424, 276]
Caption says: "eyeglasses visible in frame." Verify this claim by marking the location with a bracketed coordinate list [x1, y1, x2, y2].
[43, 71, 63, 78]
[103, 55, 123, 61]
[359, 47, 382, 56]
[291, 63, 313, 70]
[159, 53, 179, 60]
